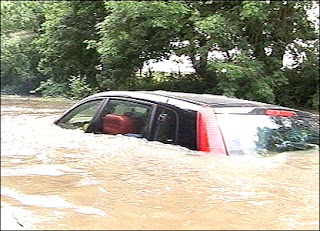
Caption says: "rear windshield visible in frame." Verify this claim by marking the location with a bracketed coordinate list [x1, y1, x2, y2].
[216, 114, 319, 155]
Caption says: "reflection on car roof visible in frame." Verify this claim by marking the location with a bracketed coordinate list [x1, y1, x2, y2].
[90, 90, 276, 108]
[142, 91, 273, 108]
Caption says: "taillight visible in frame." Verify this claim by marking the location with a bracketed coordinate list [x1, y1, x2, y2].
[197, 106, 227, 155]
[265, 109, 297, 117]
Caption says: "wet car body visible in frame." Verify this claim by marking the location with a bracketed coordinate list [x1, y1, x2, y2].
[55, 91, 319, 155]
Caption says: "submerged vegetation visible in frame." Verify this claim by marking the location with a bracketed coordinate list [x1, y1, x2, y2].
[1, 1, 319, 110]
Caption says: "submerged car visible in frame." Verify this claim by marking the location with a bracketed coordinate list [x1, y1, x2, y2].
[54, 91, 319, 155]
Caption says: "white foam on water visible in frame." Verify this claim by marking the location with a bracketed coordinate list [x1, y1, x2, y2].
[1, 164, 84, 177]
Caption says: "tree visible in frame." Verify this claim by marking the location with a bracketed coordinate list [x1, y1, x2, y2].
[275, 41, 319, 109]
[95, 1, 319, 105]
[34, 1, 107, 88]
[1, 1, 46, 94]
[1, 1, 318, 109]
[93, 1, 193, 89]
[0, 1, 45, 36]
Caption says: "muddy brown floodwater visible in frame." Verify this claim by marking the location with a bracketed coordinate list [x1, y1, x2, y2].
[1, 95, 319, 230]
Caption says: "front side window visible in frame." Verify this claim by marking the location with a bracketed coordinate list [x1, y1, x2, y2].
[100, 99, 152, 137]
[57, 100, 103, 130]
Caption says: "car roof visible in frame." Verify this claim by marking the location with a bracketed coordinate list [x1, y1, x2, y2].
[146, 91, 274, 107]
[89, 90, 277, 108]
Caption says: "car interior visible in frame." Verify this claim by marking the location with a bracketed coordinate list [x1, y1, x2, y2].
[102, 114, 141, 135]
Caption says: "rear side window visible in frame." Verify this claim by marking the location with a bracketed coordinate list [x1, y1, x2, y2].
[151, 106, 178, 144]
[216, 114, 319, 155]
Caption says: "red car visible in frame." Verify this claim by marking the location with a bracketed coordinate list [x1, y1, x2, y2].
[55, 91, 319, 155]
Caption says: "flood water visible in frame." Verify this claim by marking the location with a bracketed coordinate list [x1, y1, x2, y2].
[1, 95, 319, 230]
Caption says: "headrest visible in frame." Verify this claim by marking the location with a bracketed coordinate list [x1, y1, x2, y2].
[102, 114, 138, 135]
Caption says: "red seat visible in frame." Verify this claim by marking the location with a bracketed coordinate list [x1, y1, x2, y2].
[102, 114, 139, 135]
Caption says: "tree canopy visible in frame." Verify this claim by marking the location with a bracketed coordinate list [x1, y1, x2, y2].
[1, 1, 319, 109]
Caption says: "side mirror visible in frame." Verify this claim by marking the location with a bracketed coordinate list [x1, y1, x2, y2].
[83, 123, 89, 131]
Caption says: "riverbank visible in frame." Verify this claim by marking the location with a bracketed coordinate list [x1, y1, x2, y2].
[1, 94, 319, 116]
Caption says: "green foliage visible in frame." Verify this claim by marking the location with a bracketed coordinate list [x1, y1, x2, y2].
[194, 14, 239, 49]
[33, 1, 106, 85]
[240, 1, 267, 21]
[1, 1, 45, 35]
[68, 75, 98, 99]
[207, 53, 275, 103]
[1, 1, 319, 110]
[312, 88, 319, 110]
[132, 72, 205, 93]
[1, 33, 43, 94]
[35, 79, 68, 98]
[35, 75, 97, 99]
[94, 1, 192, 81]
[274, 41, 319, 109]
[1, 1, 47, 94]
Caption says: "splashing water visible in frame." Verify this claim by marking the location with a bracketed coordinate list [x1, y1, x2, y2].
[1, 96, 319, 230]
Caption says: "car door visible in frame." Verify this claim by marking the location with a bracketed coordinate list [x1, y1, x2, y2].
[98, 98, 154, 138]
[55, 96, 181, 146]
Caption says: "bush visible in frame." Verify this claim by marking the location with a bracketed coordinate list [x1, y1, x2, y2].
[207, 56, 275, 103]
[311, 87, 319, 110]
[35, 75, 98, 99]
[1, 85, 22, 95]
[35, 79, 69, 98]
[132, 72, 205, 93]
[68, 75, 98, 99]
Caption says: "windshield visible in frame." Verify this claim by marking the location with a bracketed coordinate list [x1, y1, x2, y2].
[216, 114, 319, 155]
